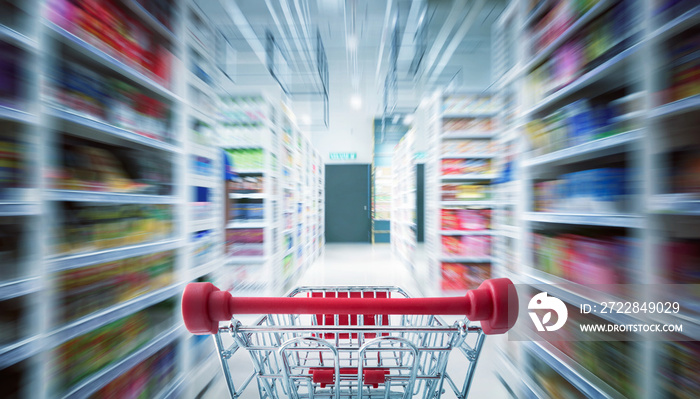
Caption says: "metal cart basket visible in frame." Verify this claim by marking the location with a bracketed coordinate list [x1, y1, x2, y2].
[182, 278, 517, 398]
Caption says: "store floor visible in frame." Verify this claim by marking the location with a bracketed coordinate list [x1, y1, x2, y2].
[206, 244, 510, 398]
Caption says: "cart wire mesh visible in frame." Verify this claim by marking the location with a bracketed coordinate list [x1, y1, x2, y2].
[212, 286, 486, 399]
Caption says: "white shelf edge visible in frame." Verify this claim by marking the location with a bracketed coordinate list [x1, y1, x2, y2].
[523, 0, 617, 73]
[226, 221, 267, 229]
[0, 276, 41, 301]
[61, 325, 183, 399]
[230, 193, 267, 199]
[0, 335, 43, 370]
[0, 202, 41, 216]
[439, 256, 493, 263]
[523, 41, 641, 117]
[0, 104, 37, 124]
[48, 107, 181, 153]
[649, 95, 700, 119]
[46, 189, 178, 204]
[48, 239, 181, 272]
[439, 201, 495, 207]
[524, 212, 643, 228]
[441, 112, 498, 118]
[524, 341, 627, 399]
[441, 131, 494, 140]
[122, 0, 177, 42]
[226, 256, 268, 264]
[189, 257, 222, 280]
[439, 230, 494, 236]
[0, 24, 37, 50]
[440, 153, 496, 159]
[49, 283, 183, 347]
[440, 174, 496, 181]
[524, 129, 642, 167]
[649, 5, 700, 42]
[47, 22, 179, 101]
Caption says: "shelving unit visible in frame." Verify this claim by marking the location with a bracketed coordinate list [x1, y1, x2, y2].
[422, 91, 499, 296]
[391, 129, 416, 270]
[0, 0, 238, 397]
[216, 95, 324, 297]
[492, 0, 700, 398]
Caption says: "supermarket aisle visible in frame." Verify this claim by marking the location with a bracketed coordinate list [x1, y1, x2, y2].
[206, 244, 509, 399]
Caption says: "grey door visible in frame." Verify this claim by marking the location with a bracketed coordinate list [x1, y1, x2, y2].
[325, 164, 371, 242]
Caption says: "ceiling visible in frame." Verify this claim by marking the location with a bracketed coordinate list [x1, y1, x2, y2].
[195, 0, 506, 130]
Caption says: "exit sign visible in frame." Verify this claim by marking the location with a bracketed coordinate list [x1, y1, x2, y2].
[329, 152, 357, 160]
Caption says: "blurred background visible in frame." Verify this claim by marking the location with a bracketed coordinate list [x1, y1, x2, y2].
[0, 0, 698, 397]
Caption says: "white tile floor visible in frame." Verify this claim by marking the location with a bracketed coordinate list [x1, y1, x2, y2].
[204, 243, 511, 398]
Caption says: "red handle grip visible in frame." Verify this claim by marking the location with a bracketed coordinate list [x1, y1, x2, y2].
[181, 278, 518, 335]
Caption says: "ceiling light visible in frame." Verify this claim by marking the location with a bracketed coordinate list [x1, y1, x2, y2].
[350, 95, 362, 109]
[404, 114, 414, 124]
[300, 114, 312, 125]
[392, 115, 400, 124]
[347, 35, 358, 50]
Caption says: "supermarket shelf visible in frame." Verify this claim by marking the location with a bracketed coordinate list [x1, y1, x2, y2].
[187, 354, 220, 397]
[649, 95, 700, 120]
[439, 256, 493, 263]
[155, 373, 186, 399]
[230, 193, 267, 199]
[236, 169, 266, 175]
[0, 276, 41, 301]
[523, 0, 551, 27]
[0, 335, 43, 370]
[47, 22, 179, 101]
[0, 24, 37, 50]
[0, 202, 40, 216]
[190, 142, 218, 159]
[649, 5, 700, 42]
[441, 131, 494, 140]
[48, 240, 180, 272]
[122, 0, 177, 42]
[649, 194, 700, 216]
[496, 348, 548, 399]
[523, 41, 641, 117]
[523, 341, 627, 399]
[523, 0, 616, 72]
[524, 212, 643, 228]
[227, 221, 267, 229]
[0, 104, 37, 124]
[440, 230, 493, 236]
[50, 283, 183, 346]
[47, 107, 181, 153]
[524, 130, 642, 168]
[191, 218, 218, 232]
[440, 153, 496, 159]
[497, 225, 520, 239]
[440, 201, 495, 207]
[188, 257, 222, 280]
[189, 107, 216, 125]
[61, 325, 183, 399]
[46, 189, 178, 204]
[440, 174, 496, 181]
[441, 112, 497, 119]
[524, 269, 640, 325]
[226, 256, 269, 264]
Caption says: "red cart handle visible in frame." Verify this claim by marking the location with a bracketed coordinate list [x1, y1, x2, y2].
[182, 278, 518, 335]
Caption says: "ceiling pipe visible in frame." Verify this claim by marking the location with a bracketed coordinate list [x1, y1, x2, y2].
[418, 0, 468, 81]
[427, 0, 485, 84]
[217, 0, 267, 67]
[395, 0, 425, 76]
[374, 0, 395, 85]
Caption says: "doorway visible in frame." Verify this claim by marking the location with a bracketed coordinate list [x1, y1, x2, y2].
[325, 164, 371, 242]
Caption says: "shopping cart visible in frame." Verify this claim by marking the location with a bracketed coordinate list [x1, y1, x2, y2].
[182, 278, 518, 398]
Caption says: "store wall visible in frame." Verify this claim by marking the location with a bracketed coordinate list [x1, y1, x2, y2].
[311, 112, 374, 164]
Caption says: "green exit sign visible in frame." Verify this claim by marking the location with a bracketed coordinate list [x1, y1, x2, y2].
[329, 152, 357, 160]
